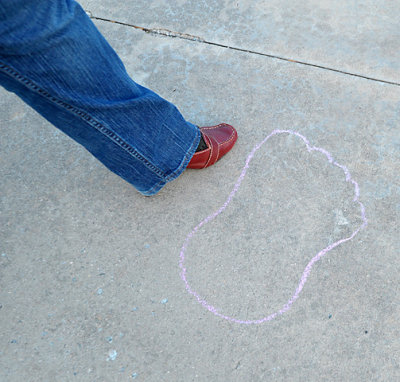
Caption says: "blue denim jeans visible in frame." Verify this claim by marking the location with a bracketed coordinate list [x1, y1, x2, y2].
[0, 0, 200, 195]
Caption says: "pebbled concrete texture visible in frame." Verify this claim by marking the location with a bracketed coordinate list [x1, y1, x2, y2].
[79, 0, 400, 84]
[1, 2, 400, 382]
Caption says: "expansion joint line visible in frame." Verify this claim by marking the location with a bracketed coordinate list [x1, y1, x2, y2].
[90, 14, 400, 87]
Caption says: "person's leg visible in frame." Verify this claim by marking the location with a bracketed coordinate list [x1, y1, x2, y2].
[0, 0, 200, 195]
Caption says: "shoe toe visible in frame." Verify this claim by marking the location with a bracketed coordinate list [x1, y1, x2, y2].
[187, 123, 237, 169]
[202, 123, 237, 159]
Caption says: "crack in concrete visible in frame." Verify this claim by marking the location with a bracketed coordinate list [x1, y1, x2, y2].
[144, 28, 206, 43]
[90, 15, 205, 43]
[90, 14, 400, 87]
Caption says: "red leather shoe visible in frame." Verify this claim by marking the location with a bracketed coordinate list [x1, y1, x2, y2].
[187, 123, 238, 169]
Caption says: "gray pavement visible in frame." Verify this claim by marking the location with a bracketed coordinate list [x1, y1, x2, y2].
[1, 1, 399, 381]
[82, 0, 400, 83]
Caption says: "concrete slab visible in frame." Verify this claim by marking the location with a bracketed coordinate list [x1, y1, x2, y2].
[80, 0, 400, 84]
[1, 18, 399, 381]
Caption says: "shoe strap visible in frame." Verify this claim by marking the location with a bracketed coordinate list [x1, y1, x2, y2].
[203, 132, 219, 167]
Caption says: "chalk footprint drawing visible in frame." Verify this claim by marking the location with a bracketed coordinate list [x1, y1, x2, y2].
[179, 130, 368, 324]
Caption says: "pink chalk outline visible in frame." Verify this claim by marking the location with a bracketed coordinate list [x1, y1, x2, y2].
[179, 130, 368, 324]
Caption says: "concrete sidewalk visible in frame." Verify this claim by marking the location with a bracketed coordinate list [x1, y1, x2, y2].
[1, 1, 399, 381]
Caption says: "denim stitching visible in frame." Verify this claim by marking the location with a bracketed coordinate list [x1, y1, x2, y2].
[0, 61, 166, 178]
[164, 127, 200, 181]
[144, 127, 201, 195]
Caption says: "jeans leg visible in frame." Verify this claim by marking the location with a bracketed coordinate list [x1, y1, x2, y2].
[0, 0, 200, 195]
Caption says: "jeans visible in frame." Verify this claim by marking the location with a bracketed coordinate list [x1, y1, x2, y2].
[0, 0, 201, 195]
